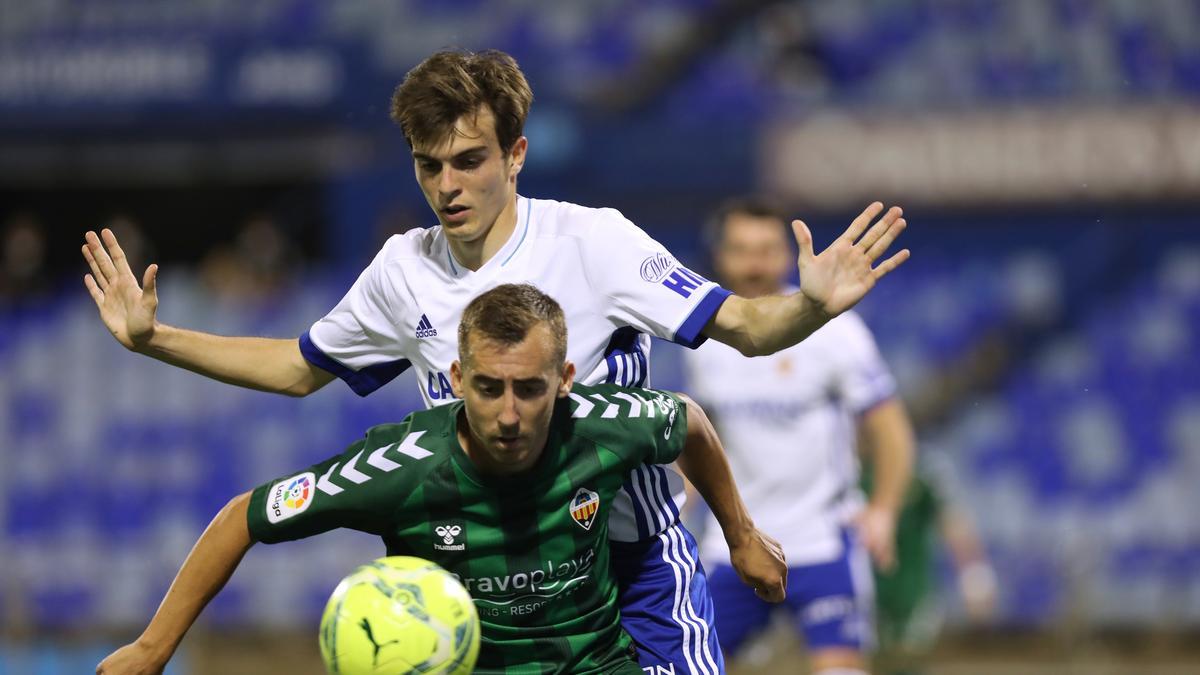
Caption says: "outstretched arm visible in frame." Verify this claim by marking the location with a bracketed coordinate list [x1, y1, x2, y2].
[82, 229, 333, 396]
[673, 393, 787, 603]
[703, 202, 909, 356]
[96, 493, 255, 675]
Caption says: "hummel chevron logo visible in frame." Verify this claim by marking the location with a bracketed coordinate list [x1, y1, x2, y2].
[613, 392, 656, 418]
[591, 394, 619, 419]
[568, 393, 594, 418]
[316, 462, 344, 495]
[316, 430, 433, 496]
[394, 430, 434, 459]
[415, 314, 438, 339]
[339, 449, 371, 484]
[568, 391, 668, 419]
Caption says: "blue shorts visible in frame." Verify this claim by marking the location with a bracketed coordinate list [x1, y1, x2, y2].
[612, 522, 725, 674]
[708, 529, 874, 656]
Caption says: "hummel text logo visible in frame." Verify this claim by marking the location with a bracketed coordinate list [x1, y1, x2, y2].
[416, 314, 438, 339]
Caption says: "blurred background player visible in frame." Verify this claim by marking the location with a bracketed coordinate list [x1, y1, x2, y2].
[684, 198, 916, 675]
[0, 212, 49, 302]
[862, 454, 997, 675]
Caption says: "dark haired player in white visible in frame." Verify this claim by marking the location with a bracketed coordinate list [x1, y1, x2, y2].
[686, 199, 916, 675]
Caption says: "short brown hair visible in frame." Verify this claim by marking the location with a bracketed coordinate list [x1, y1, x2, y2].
[705, 197, 789, 249]
[458, 284, 567, 369]
[390, 49, 533, 152]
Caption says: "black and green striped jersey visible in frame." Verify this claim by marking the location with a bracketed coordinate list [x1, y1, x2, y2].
[247, 382, 687, 675]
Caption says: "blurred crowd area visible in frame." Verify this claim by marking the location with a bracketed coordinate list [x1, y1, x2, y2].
[3, 1, 1200, 673]
[4, 0, 1200, 109]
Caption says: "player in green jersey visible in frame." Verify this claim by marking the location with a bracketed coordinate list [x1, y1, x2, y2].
[97, 283, 786, 675]
[862, 460, 995, 675]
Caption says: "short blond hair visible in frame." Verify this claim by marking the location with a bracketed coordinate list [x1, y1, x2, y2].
[458, 284, 567, 368]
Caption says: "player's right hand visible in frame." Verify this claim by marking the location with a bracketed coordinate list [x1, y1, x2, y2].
[95, 640, 167, 675]
[82, 228, 159, 351]
[728, 527, 788, 603]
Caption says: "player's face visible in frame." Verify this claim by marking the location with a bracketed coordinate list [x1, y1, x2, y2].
[411, 106, 527, 245]
[450, 324, 574, 475]
[713, 213, 793, 299]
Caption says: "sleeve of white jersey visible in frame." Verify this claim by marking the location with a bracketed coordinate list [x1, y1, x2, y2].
[299, 239, 413, 397]
[582, 209, 731, 348]
[832, 311, 899, 414]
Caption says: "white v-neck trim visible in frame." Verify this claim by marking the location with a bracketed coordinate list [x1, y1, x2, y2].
[444, 195, 531, 278]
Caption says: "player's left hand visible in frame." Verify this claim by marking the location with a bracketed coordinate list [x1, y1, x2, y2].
[95, 640, 167, 675]
[728, 527, 788, 603]
[959, 561, 999, 622]
[793, 202, 909, 318]
[856, 504, 898, 571]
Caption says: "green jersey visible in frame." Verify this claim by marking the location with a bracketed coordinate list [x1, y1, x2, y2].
[247, 383, 687, 675]
[861, 468, 942, 632]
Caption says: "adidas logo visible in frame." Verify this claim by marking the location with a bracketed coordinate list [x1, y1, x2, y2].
[415, 314, 438, 339]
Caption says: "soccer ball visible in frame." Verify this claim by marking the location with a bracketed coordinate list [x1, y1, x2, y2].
[319, 556, 480, 675]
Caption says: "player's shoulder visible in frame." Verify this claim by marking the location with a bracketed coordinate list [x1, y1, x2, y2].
[563, 383, 683, 446]
[356, 227, 449, 297]
[366, 403, 454, 441]
[357, 406, 460, 474]
[374, 226, 443, 262]
[571, 381, 679, 406]
[526, 196, 646, 241]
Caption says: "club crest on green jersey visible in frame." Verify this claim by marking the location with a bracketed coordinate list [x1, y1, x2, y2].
[569, 488, 600, 531]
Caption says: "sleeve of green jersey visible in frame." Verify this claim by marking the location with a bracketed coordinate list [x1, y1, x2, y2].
[642, 389, 688, 465]
[246, 422, 414, 544]
[573, 384, 689, 467]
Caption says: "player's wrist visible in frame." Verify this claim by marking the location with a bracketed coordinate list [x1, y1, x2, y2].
[796, 287, 835, 324]
[130, 321, 167, 354]
[721, 519, 757, 549]
[866, 500, 899, 522]
[132, 633, 175, 665]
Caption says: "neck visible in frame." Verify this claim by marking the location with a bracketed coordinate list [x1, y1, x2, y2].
[449, 194, 519, 271]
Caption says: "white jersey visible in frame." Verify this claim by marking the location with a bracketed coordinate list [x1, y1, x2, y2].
[684, 306, 896, 566]
[301, 195, 730, 542]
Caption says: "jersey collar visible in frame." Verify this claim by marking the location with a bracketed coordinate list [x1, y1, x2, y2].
[443, 195, 533, 279]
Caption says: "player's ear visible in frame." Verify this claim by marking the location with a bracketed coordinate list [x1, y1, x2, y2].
[450, 360, 465, 398]
[507, 137, 527, 180]
[557, 361, 575, 397]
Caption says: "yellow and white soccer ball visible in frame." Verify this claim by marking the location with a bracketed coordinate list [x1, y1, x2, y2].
[319, 556, 480, 675]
